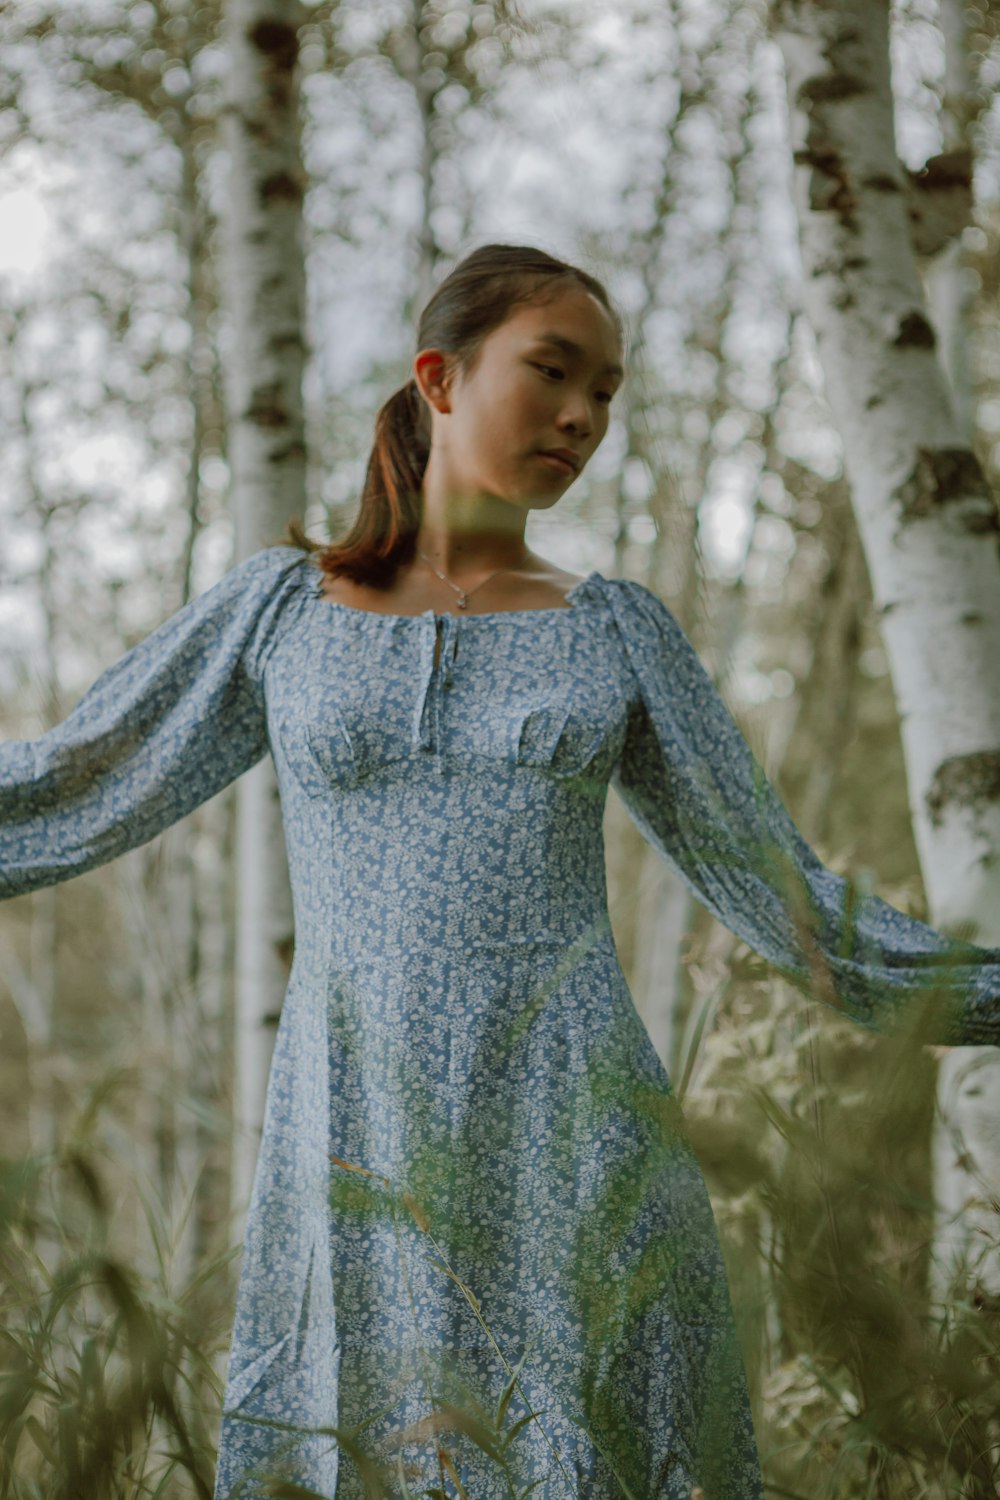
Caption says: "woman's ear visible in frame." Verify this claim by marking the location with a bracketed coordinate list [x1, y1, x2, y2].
[413, 349, 453, 414]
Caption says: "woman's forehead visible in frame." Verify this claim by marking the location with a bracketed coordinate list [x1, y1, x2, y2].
[498, 296, 623, 369]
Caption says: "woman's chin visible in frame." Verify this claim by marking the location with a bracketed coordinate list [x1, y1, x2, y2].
[524, 494, 565, 511]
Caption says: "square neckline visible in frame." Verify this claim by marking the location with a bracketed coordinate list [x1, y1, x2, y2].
[309, 566, 601, 622]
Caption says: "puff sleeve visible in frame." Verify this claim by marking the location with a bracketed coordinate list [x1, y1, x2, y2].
[0, 545, 307, 900]
[604, 577, 1000, 1047]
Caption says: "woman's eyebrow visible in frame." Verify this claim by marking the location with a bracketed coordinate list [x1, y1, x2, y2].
[531, 333, 624, 379]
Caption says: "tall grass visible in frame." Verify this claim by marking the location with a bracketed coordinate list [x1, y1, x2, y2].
[0, 1149, 234, 1497]
[3, 980, 1000, 1499]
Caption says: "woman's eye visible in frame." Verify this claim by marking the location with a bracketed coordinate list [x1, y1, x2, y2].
[536, 365, 614, 404]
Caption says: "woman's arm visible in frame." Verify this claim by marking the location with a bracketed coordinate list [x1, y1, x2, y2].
[603, 576, 1000, 1047]
[0, 546, 306, 899]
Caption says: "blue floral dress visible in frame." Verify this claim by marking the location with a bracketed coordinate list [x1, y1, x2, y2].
[2, 545, 998, 1500]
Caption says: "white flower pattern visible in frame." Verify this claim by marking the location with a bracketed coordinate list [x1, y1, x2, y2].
[2, 545, 998, 1499]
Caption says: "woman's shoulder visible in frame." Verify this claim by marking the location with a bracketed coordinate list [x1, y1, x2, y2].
[238, 544, 315, 583]
[204, 545, 319, 610]
[517, 555, 591, 607]
[177, 546, 318, 673]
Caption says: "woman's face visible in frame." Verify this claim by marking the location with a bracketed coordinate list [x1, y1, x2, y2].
[414, 284, 624, 513]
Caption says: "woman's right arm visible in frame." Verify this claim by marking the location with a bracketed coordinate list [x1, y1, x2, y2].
[0, 545, 306, 899]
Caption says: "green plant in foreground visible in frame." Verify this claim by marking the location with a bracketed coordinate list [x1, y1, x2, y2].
[5, 912, 1000, 1500]
[0, 1145, 235, 1499]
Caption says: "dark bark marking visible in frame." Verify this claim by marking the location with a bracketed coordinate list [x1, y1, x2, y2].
[895, 447, 997, 530]
[926, 751, 1000, 828]
[794, 144, 842, 181]
[892, 312, 936, 350]
[798, 73, 866, 105]
[246, 384, 291, 428]
[865, 394, 883, 410]
[905, 149, 974, 256]
[861, 173, 901, 193]
[272, 329, 307, 352]
[250, 20, 299, 72]
[268, 439, 308, 465]
[911, 148, 973, 191]
[276, 933, 294, 969]
[795, 149, 856, 216]
[259, 170, 303, 205]
[823, 180, 856, 218]
[795, 139, 856, 220]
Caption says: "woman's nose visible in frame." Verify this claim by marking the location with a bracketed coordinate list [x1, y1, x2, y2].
[560, 394, 591, 434]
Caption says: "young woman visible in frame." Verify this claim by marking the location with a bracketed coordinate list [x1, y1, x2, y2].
[2, 243, 998, 1500]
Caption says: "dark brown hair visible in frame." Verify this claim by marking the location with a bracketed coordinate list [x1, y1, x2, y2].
[280, 243, 625, 590]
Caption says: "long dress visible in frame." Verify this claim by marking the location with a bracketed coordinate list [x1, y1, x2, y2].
[2, 544, 999, 1500]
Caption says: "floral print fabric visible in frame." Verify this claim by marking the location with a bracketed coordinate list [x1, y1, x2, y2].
[2, 545, 998, 1498]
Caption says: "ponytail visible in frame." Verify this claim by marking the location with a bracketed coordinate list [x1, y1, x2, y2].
[277, 379, 430, 588]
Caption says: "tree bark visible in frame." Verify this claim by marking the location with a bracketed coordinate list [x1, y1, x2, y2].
[772, 0, 1000, 1303]
[922, 0, 978, 441]
[221, 0, 309, 1213]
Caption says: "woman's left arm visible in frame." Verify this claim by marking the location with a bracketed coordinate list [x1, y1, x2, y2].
[603, 576, 1000, 1047]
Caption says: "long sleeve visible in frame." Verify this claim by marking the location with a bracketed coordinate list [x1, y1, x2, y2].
[0, 545, 307, 900]
[603, 576, 1000, 1048]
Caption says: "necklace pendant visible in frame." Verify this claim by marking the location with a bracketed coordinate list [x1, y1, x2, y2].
[457, 594, 468, 609]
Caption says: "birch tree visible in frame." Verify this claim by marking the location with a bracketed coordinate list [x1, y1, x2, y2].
[23, 0, 244, 1265]
[772, 0, 1000, 1298]
[221, 0, 309, 1209]
[923, 0, 979, 439]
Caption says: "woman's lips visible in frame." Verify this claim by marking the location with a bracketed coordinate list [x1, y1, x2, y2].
[537, 453, 576, 476]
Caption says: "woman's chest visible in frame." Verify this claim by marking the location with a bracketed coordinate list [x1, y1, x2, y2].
[264, 611, 635, 797]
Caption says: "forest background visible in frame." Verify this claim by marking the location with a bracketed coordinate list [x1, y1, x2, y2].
[1, 0, 1000, 1496]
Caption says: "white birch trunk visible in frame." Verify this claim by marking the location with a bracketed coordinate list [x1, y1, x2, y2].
[922, 0, 999, 1307]
[221, 0, 308, 1214]
[622, 55, 762, 1086]
[175, 115, 226, 1279]
[772, 0, 1000, 1299]
[923, 0, 976, 441]
[191, 798, 236, 1269]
